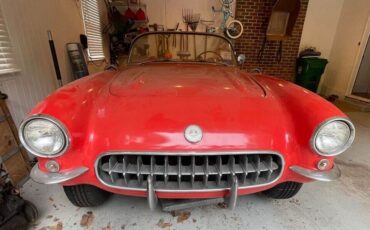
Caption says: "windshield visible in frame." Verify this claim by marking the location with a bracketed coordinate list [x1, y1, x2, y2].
[128, 32, 237, 66]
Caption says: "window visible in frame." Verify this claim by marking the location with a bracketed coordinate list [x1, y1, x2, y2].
[0, 6, 19, 75]
[81, 0, 105, 61]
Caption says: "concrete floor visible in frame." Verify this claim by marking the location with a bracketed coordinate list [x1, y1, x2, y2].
[22, 104, 370, 230]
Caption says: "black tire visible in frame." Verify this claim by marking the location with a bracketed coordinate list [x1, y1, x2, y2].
[63, 185, 111, 207]
[23, 200, 39, 223]
[263, 182, 303, 199]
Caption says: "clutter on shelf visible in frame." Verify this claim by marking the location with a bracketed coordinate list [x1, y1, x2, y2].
[103, 0, 149, 65]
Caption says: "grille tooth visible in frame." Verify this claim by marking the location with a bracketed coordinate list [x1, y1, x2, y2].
[108, 156, 118, 183]
[98, 153, 283, 191]
[228, 155, 236, 176]
[164, 156, 169, 185]
[240, 155, 248, 184]
[137, 156, 143, 185]
[177, 156, 182, 188]
[265, 155, 273, 181]
[252, 155, 261, 184]
[150, 155, 155, 177]
[191, 156, 195, 188]
[216, 156, 222, 186]
[123, 156, 129, 184]
[203, 156, 209, 187]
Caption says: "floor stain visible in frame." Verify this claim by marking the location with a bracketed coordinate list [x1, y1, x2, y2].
[80, 211, 95, 228]
[336, 158, 370, 202]
[157, 218, 172, 228]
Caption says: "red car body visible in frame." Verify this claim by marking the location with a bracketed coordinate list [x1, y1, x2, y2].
[22, 32, 352, 209]
[30, 63, 343, 197]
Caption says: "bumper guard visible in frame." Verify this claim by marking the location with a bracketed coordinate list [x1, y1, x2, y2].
[30, 163, 89, 184]
[148, 174, 239, 211]
[290, 164, 341, 182]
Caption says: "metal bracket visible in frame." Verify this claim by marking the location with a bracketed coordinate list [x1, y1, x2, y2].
[147, 175, 158, 211]
[227, 175, 238, 210]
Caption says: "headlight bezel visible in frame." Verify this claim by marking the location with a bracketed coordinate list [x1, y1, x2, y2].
[19, 115, 70, 158]
[311, 117, 355, 157]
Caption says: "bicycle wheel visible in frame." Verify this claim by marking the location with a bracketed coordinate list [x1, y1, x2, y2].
[226, 20, 243, 39]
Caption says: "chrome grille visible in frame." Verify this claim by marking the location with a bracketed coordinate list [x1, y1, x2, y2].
[96, 152, 283, 191]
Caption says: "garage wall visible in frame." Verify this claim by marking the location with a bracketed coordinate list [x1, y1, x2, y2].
[299, 0, 344, 59]
[0, 0, 85, 126]
[142, 0, 235, 32]
[320, 0, 370, 98]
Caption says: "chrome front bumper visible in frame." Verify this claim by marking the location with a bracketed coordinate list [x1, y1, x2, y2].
[29, 162, 340, 211]
[30, 163, 89, 185]
[290, 164, 341, 182]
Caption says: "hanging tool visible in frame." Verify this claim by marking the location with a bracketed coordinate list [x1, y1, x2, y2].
[177, 32, 191, 60]
[168, 23, 179, 48]
[172, 33, 177, 48]
[200, 20, 215, 60]
[182, 9, 200, 59]
[164, 34, 172, 60]
[47, 31, 62, 88]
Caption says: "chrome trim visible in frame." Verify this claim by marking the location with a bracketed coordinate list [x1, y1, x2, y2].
[310, 117, 355, 157]
[290, 164, 341, 182]
[30, 163, 88, 184]
[19, 114, 71, 158]
[94, 151, 285, 193]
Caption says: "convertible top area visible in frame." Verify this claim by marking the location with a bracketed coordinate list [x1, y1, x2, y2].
[128, 32, 237, 66]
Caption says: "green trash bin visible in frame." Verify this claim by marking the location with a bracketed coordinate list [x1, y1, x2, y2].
[295, 57, 328, 92]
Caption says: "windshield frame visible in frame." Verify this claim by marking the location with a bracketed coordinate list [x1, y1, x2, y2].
[127, 31, 237, 66]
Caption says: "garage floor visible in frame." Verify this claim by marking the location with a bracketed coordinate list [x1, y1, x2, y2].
[22, 104, 370, 230]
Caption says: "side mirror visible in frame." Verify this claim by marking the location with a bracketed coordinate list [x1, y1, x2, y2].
[237, 54, 246, 65]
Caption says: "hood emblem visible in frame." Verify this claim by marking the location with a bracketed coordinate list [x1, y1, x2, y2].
[184, 125, 203, 143]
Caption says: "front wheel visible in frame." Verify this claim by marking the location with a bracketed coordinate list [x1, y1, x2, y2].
[63, 185, 111, 207]
[263, 182, 303, 199]
[226, 20, 243, 39]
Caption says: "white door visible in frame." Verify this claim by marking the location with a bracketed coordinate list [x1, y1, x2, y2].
[352, 35, 370, 99]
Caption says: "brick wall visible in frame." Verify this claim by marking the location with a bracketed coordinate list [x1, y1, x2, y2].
[234, 0, 309, 81]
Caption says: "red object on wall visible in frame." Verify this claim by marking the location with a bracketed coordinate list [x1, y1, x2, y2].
[235, 0, 309, 81]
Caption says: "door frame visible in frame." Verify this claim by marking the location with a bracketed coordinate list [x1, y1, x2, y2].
[346, 13, 370, 103]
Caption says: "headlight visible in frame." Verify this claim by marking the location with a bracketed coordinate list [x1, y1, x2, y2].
[312, 118, 355, 156]
[19, 116, 69, 157]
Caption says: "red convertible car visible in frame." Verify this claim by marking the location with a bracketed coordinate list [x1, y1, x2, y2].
[19, 32, 355, 210]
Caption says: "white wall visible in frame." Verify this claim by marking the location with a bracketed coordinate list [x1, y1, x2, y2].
[0, 0, 85, 126]
[300, 0, 344, 59]
[142, 0, 235, 32]
[320, 0, 370, 98]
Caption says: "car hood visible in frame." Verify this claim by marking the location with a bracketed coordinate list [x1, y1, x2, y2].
[32, 63, 345, 159]
[87, 64, 289, 151]
[109, 64, 265, 98]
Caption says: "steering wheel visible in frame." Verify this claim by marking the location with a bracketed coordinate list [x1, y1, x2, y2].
[196, 51, 224, 62]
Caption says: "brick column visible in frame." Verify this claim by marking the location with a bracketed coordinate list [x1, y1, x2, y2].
[234, 0, 309, 81]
